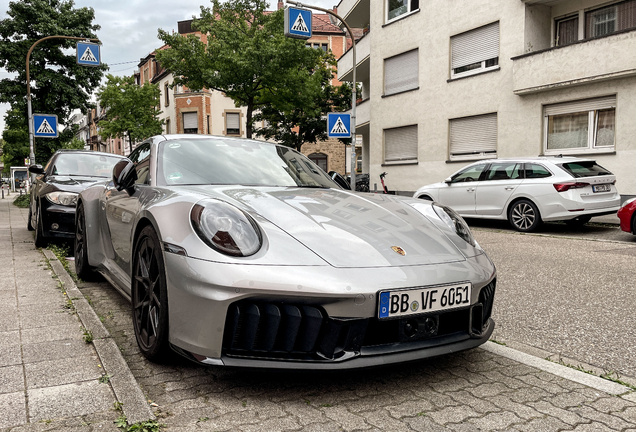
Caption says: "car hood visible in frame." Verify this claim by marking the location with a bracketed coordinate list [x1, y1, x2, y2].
[46, 175, 109, 194]
[185, 186, 466, 268]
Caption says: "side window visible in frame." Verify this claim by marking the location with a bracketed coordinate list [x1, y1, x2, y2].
[128, 142, 151, 185]
[483, 162, 521, 181]
[450, 164, 486, 183]
[524, 163, 551, 179]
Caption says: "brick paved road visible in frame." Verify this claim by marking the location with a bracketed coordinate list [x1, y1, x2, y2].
[78, 274, 636, 431]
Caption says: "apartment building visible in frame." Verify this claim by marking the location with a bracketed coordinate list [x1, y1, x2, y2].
[337, 0, 636, 195]
[138, 9, 360, 175]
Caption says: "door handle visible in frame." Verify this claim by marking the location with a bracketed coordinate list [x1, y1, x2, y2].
[505, 186, 514, 191]
[466, 188, 475, 192]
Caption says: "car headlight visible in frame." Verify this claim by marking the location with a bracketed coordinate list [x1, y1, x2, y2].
[45, 191, 78, 207]
[190, 199, 262, 257]
[433, 203, 476, 247]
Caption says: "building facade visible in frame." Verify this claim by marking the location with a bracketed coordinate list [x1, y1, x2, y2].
[336, 0, 636, 195]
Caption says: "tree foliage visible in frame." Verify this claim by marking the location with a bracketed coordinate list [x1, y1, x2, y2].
[156, 0, 339, 141]
[2, 109, 30, 174]
[0, 0, 106, 164]
[97, 74, 164, 145]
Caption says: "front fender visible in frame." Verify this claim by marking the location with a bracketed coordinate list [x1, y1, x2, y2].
[78, 184, 109, 268]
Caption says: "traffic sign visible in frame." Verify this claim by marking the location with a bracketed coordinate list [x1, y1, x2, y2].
[33, 114, 58, 138]
[327, 113, 351, 138]
[76, 42, 101, 66]
[285, 6, 312, 40]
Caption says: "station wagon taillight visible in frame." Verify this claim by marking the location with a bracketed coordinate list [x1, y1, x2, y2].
[553, 182, 590, 192]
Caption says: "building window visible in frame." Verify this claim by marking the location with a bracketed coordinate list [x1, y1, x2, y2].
[386, 0, 419, 23]
[225, 112, 240, 135]
[308, 153, 328, 172]
[450, 22, 499, 79]
[384, 125, 417, 163]
[305, 42, 328, 52]
[384, 49, 418, 96]
[586, 0, 636, 38]
[555, 15, 579, 46]
[164, 83, 170, 106]
[544, 96, 615, 154]
[449, 113, 497, 161]
[183, 112, 198, 134]
[166, 119, 171, 134]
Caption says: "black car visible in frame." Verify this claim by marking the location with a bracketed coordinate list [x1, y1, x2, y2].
[28, 149, 124, 247]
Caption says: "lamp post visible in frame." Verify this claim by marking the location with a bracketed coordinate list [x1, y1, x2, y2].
[25, 35, 100, 168]
[286, 1, 357, 190]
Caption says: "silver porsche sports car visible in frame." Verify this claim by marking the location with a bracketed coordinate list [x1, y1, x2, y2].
[75, 135, 496, 369]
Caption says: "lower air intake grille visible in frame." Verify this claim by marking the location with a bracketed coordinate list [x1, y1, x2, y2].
[479, 279, 496, 325]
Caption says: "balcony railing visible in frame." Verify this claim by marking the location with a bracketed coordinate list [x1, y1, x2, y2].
[337, 31, 370, 83]
[512, 29, 636, 94]
[336, 0, 370, 28]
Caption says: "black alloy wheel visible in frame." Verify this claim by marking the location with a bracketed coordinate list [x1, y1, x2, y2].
[34, 204, 47, 248]
[74, 204, 94, 280]
[565, 215, 592, 227]
[508, 199, 541, 232]
[132, 225, 170, 362]
[631, 212, 636, 235]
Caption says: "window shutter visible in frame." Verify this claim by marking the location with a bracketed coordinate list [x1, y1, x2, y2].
[384, 125, 418, 162]
[183, 112, 198, 129]
[450, 113, 497, 159]
[384, 49, 419, 95]
[544, 96, 616, 116]
[451, 22, 499, 69]
[226, 113, 240, 130]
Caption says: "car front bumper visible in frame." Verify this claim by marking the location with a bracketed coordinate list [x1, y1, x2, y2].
[41, 203, 76, 239]
[164, 252, 496, 369]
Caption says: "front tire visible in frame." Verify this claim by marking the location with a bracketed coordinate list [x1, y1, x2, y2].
[132, 225, 171, 362]
[27, 207, 34, 231]
[74, 203, 95, 280]
[508, 199, 541, 232]
[34, 204, 47, 248]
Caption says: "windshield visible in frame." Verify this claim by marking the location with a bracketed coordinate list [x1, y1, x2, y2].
[52, 153, 123, 177]
[560, 161, 612, 178]
[157, 138, 338, 188]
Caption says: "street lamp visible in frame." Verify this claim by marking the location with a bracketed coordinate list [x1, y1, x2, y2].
[286, 1, 358, 190]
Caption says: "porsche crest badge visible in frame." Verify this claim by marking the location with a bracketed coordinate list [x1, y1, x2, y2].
[391, 246, 406, 256]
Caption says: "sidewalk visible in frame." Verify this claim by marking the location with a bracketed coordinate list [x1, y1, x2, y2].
[0, 194, 152, 430]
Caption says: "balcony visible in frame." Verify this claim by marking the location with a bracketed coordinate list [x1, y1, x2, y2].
[336, 0, 369, 28]
[337, 31, 370, 84]
[512, 30, 636, 95]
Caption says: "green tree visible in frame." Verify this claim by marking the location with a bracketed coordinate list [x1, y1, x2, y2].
[1, 109, 30, 175]
[97, 74, 163, 146]
[0, 0, 106, 163]
[155, 0, 328, 139]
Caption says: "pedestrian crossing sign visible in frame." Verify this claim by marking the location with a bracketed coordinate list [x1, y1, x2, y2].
[285, 6, 312, 40]
[76, 42, 101, 66]
[327, 113, 351, 138]
[33, 114, 58, 138]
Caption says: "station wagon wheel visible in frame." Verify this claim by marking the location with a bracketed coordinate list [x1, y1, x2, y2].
[508, 199, 541, 232]
[132, 225, 170, 362]
[34, 203, 47, 248]
[74, 204, 95, 280]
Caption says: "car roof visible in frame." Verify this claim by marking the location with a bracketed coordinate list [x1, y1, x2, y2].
[466, 156, 597, 165]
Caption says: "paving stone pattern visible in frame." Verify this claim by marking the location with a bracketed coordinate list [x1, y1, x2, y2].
[79, 279, 636, 431]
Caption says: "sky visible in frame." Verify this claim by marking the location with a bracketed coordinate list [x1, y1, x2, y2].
[0, 0, 338, 134]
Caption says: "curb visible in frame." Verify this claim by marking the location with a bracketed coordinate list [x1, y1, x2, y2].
[43, 249, 155, 425]
[482, 341, 635, 397]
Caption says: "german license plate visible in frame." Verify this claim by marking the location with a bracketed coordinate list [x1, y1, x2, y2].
[378, 283, 472, 319]
[593, 184, 611, 193]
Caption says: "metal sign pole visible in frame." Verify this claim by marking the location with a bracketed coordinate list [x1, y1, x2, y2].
[286, 1, 357, 190]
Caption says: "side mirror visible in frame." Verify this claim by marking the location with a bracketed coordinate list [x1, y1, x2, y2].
[328, 171, 351, 190]
[29, 164, 44, 175]
[444, 177, 453, 184]
[113, 159, 137, 194]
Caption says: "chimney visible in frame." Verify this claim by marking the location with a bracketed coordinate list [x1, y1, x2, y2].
[278, 1, 284, 10]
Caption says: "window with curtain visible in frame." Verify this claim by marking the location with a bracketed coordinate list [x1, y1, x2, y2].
[226, 112, 240, 135]
[450, 22, 499, 79]
[386, 0, 419, 23]
[384, 125, 417, 163]
[544, 96, 616, 154]
[555, 15, 579, 46]
[449, 113, 497, 161]
[164, 83, 170, 106]
[165, 119, 170, 135]
[183, 112, 198, 134]
[586, 0, 636, 38]
[384, 49, 418, 96]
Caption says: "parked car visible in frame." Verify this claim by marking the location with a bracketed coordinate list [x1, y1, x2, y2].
[28, 150, 125, 247]
[75, 135, 497, 369]
[617, 198, 636, 235]
[413, 157, 621, 232]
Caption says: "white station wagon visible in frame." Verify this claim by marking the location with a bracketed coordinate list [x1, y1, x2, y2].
[413, 157, 621, 232]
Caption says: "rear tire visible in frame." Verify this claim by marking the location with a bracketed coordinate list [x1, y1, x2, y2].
[508, 199, 541, 232]
[131, 225, 171, 362]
